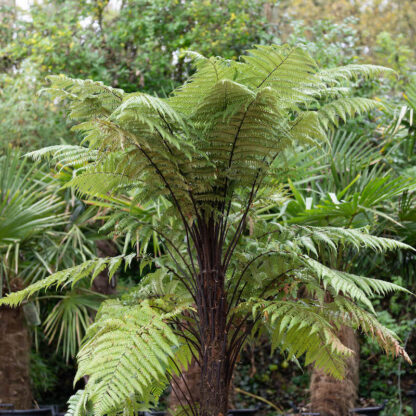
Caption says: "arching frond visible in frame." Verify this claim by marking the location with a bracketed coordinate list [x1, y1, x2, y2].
[318, 64, 394, 84]
[42, 75, 124, 120]
[243, 298, 351, 378]
[26, 145, 97, 170]
[66, 390, 89, 416]
[0, 254, 135, 307]
[76, 298, 194, 416]
[241, 45, 319, 102]
[318, 97, 380, 129]
[296, 225, 413, 253]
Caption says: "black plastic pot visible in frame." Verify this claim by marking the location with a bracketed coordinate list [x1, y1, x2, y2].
[39, 405, 60, 416]
[145, 408, 259, 416]
[0, 409, 53, 416]
[227, 409, 258, 416]
[351, 399, 387, 416]
[407, 383, 416, 415]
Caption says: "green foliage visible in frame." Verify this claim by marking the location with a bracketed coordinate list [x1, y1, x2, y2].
[227, 223, 412, 371]
[43, 289, 105, 362]
[374, 31, 414, 85]
[0, 62, 76, 149]
[33, 47, 393, 219]
[75, 298, 194, 415]
[383, 77, 416, 177]
[66, 390, 90, 416]
[359, 290, 416, 416]
[30, 351, 58, 398]
[0, 254, 135, 307]
[282, 17, 363, 67]
[0, 148, 108, 361]
[4, 45, 412, 416]
[0, 149, 66, 291]
[2, 0, 273, 93]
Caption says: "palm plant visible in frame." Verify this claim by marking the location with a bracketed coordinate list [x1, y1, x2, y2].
[0, 149, 67, 408]
[269, 129, 416, 415]
[0, 151, 67, 281]
[0, 149, 111, 407]
[1, 45, 413, 416]
[379, 76, 416, 177]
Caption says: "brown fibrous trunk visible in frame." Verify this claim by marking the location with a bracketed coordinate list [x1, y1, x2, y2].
[0, 305, 33, 409]
[91, 240, 118, 295]
[168, 358, 201, 415]
[310, 326, 360, 416]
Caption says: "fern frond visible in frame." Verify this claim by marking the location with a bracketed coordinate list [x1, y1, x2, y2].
[77, 298, 193, 416]
[42, 75, 124, 120]
[65, 390, 89, 416]
[242, 45, 318, 102]
[288, 111, 327, 147]
[168, 52, 236, 114]
[318, 97, 379, 129]
[0, 254, 135, 306]
[331, 297, 411, 364]
[298, 225, 413, 253]
[239, 298, 350, 378]
[26, 145, 97, 170]
[319, 64, 394, 84]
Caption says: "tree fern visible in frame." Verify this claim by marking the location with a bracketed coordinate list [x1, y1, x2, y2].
[3, 44, 411, 416]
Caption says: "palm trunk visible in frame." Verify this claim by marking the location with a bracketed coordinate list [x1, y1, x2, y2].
[310, 326, 359, 416]
[91, 240, 118, 295]
[0, 305, 33, 409]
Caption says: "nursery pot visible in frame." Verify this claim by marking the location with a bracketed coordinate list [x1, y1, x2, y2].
[227, 409, 258, 416]
[350, 399, 387, 416]
[0, 409, 53, 416]
[145, 409, 259, 416]
[407, 384, 416, 416]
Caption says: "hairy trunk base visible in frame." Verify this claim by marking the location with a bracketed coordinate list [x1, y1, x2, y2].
[310, 326, 359, 416]
[168, 357, 235, 415]
[200, 339, 229, 416]
[0, 305, 33, 408]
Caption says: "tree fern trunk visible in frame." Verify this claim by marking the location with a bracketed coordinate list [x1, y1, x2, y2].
[196, 261, 229, 416]
[310, 326, 359, 416]
[199, 320, 229, 416]
[168, 347, 236, 415]
[0, 305, 33, 409]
